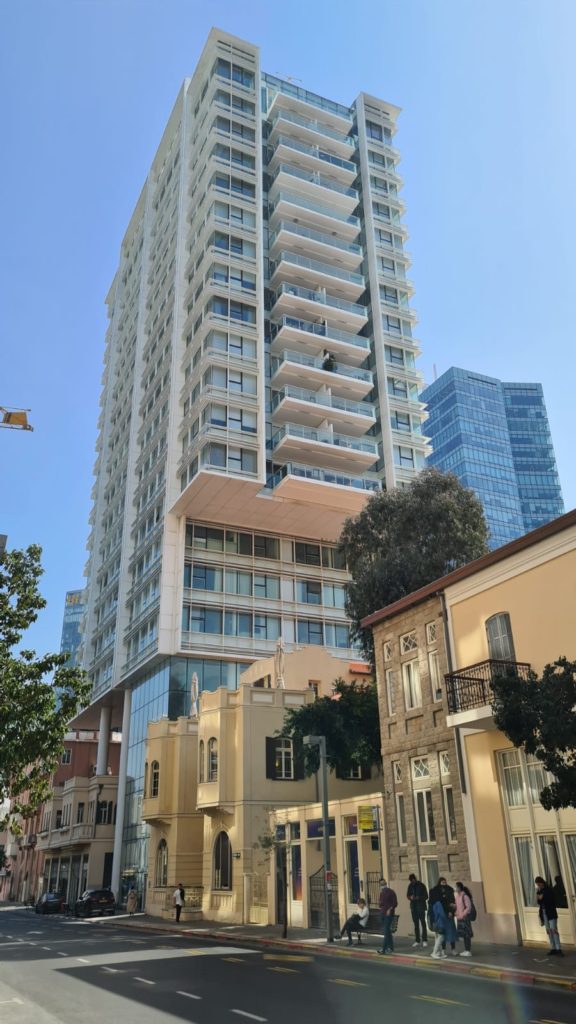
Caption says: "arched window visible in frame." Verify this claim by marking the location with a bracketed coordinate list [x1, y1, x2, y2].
[199, 740, 205, 783]
[486, 613, 515, 662]
[144, 762, 149, 797]
[151, 760, 160, 797]
[208, 738, 218, 781]
[213, 831, 232, 890]
[155, 839, 168, 887]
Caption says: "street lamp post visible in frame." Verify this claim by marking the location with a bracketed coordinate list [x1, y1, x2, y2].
[303, 734, 334, 943]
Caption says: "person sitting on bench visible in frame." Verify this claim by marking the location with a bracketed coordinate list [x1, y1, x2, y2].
[339, 898, 370, 945]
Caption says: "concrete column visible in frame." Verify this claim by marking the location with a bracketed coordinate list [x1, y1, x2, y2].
[111, 689, 132, 902]
[95, 705, 112, 775]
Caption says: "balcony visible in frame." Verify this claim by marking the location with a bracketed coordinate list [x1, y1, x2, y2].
[269, 108, 355, 159]
[271, 163, 358, 212]
[269, 251, 365, 301]
[268, 461, 379, 496]
[269, 134, 356, 183]
[271, 385, 375, 435]
[270, 423, 378, 471]
[270, 315, 370, 367]
[267, 86, 353, 133]
[270, 282, 368, 331]
[269, 191, 360, 241]
[271, 350, 373, 400]
[269, 220, 363, 270]
[444, 659, 532, 729]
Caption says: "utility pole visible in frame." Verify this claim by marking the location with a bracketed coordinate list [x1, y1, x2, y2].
[303, 735, 334, 943]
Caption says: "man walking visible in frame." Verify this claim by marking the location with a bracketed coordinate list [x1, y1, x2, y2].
[407, 873, 428, 948]
[377, 878, 398, 955]
[173, 882, 185, 923]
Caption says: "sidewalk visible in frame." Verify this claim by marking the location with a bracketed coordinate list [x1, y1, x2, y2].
[110, 913, 576, 992]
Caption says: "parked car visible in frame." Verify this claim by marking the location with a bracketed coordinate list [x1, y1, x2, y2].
[74, 888, 115, 917]
[35, 892, 64, 915]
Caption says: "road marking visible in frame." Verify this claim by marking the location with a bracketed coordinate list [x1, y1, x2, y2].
[134, 977, 155, 985]
[39, 945, 260, 972]
[267, 966, 298, 974]
[529, 1020, 569, 1024]
[224, 956, 247, 963]
[231, 1011, 267, 1022]
[27, 931, 43, 935]
[328, 978, 368, 987]
[57, 952, 68, 957]
[76, 957, 91, 963]
[0, 999, 24, 1006]
[102, 967, 121, 973]
[412, 995, 469, 1006]
[177, 991, 202, 1000]
[42, 946, 52, 950]
[262, 954, 312, 962]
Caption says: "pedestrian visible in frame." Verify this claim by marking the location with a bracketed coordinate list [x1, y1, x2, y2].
[535, 876, 563, 956]
[377, 878, 398, 955]
[407, 873, 428, 948]
[454, 881, 473, 957]
[552, 875, 568, 909]
[173, 882, 185, 922]
[337, 898, 370, 945]
[126, 887, 138, 916]
[438, 877, 457, 955]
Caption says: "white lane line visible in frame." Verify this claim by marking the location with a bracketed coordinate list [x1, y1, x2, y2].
[0, 999, 24, 1005]
[231, 1011, 267, 1022]
[177, 991, 202, 1000]
[42, 946, 52, 951]
[102, 967, 121, 973]
[134, 977, 155, 985]
[76, 957, 91, 963]
[57, 952, 68, 957]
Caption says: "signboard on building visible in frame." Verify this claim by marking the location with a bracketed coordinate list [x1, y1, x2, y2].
[358, 805, 380, 832]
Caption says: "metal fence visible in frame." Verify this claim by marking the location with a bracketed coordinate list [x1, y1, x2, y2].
[444, 659, 531, 714]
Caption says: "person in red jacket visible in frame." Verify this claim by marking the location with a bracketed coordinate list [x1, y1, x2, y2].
[377, 879, 398, 954]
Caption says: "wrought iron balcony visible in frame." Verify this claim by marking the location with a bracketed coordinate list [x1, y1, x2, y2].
[444, 659, 531, 715]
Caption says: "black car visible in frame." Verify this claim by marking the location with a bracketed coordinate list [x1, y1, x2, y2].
[74, 888, 116, 918]
[35, 892, 64, 915]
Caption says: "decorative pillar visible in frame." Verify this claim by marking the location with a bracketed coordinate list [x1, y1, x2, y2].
[111, 689, 132, 901]
[95, 705, 112, 775]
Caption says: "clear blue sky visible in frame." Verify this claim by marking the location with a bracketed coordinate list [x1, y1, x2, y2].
[2, 0, 575, 656]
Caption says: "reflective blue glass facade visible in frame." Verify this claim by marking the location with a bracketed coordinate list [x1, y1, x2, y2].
[421, 368, 564, 549]
[60, 590, 85, 668]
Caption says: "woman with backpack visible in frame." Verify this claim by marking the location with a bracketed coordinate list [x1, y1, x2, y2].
[455, 881, 474, 957]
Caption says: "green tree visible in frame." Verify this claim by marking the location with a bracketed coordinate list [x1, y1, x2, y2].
[283, 678, 380, 778]
[492, 657, 576, 810]
[340, 468, 489, 664]
[0, 545, 90, 832]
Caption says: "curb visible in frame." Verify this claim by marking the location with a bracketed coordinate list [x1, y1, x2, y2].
[105, 918, 576, 992]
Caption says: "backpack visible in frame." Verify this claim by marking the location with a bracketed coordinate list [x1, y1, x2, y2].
[464, 887, 477, 921]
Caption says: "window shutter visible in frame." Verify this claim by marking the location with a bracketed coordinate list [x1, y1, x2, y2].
[361, 764, 371, 781]
[265, 737, 277, 779]
[293, 740, 305, 780]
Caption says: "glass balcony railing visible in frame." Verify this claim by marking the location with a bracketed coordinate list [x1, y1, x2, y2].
[270, 315, 370, 351]
[271, 109, 355, 147]
[270, 220, 362, 257]
[271, 350, 373, 384]
[271, 385, 375, 419]
[270, 423, 378, 454]
[272, 134, 356, 172]
[264, 76, 354, 122]
[267, 462, 380, 492]
[273, 162, 358, 199]
[272, 282, 367, 318]
[271, 251, 365, 288]
[270, 190, 360, 228]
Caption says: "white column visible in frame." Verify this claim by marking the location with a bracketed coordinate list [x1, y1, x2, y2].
[111, 689, 132, 901]
[96, 705, 112, 775]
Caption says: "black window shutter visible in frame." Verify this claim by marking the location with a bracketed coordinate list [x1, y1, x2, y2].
[265, 737, 277, 779]
[293, 740, 305, 780]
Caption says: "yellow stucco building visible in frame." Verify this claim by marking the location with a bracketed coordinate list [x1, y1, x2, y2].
[364, 508, 576, 947]
[141, 646, 381, 924]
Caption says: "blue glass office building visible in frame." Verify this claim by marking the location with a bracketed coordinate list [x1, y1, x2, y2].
[60, 590, 85, 668]
[421, 368, 564, 549]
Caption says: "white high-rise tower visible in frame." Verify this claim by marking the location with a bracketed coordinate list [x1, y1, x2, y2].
[79, 28, 428, 898]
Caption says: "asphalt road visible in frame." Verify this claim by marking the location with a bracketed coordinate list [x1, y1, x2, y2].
[0, 907, 573, 1024]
